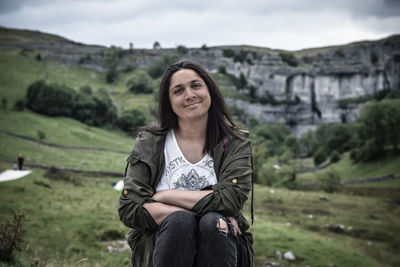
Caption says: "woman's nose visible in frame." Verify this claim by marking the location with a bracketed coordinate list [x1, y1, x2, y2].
[185, 88, 196, 100]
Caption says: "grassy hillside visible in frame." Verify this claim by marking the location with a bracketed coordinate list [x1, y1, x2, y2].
[1, 31, 400, 266]
[1, 165, 399, 266]
[0, 165, 130, 266]
[297, 152, 400, 182]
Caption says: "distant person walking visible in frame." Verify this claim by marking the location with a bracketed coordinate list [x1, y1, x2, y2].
[17, 154, 24, 170]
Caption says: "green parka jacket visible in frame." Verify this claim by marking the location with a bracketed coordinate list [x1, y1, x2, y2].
[118, 128, 254, 267]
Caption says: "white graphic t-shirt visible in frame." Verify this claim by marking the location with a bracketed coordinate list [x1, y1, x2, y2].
[156, 130, 217, 192]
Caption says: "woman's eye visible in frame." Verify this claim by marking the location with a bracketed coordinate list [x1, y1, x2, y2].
[174, 88, 183, 94]
[192, 83, 201, 89]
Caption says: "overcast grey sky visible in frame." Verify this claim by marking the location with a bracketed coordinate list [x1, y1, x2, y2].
[0, 0, 399, 50]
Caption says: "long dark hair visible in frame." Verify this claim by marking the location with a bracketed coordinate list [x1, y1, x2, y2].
[143, 60, 239, 152]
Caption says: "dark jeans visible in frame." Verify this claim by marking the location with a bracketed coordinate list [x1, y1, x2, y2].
[153, 211, 249, 267]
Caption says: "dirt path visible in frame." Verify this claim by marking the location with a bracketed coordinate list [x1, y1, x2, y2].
[0, 159, 123, 177]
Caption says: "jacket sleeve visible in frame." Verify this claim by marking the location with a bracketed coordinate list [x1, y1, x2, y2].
[118, 154, 159, 230]
[191, 138, 253, 217]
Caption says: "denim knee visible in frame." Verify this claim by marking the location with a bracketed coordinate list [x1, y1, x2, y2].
[198, 212, 229, 235]
[159, 211, 197, 236]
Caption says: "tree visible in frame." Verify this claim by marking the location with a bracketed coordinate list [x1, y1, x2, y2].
[104, 46, 122, 83]
[148, 54, 179, 79]
[319, 170, 341, 193]
[355, 100, 386, 161]
[153, 41, 161, 50]
[176, 45, 188, 54]
[26, 80, 76, 116]
[382, 99, 400, 151]
[117, 108, 146, 134]
[26, 80, 116, 126]
[127, 71, 154, 94]
[279, 51, 298, 67]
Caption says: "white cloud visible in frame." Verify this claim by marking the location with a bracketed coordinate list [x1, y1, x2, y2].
[0, 0, 398, 50]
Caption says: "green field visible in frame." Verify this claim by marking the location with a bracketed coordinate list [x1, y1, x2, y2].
[1, 36, 400, 266]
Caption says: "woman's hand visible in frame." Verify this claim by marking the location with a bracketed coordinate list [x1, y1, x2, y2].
[227, 216, 241, 236]
[152, 191, 165, 202]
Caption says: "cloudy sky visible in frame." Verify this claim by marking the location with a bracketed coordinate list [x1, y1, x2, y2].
[0, 0, 399, 50]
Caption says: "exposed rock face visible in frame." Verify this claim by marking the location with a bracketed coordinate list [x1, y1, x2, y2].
[2, 27, 399, 135]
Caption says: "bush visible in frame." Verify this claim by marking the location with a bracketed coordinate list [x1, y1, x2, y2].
[218, 65, 227, 74]
[104, 46, 122, 83]
[233, 50, 249, 63]
[13, 99, 25, 111]
[148, 54, 179, 79]
[37, 130, 46, 140]
[44, 167, 82, 186]
[26, 80, 117, 126]
[79, 85, 92, 95]
[223, 48, 234, 58]
[330, 150, 340, 163]
[176, 45, 188, 54]
[313, 147, 328, 166]
[26, 80, 76, 117]
[116, 109, 146, 135]
[127, 71, 154, 94]
[279, 52, 298, 67]
[257, 163, 276, 186]
[319, 170, 341, 193]
[0, 211, 25, 262]
[370, 51, 378, 64]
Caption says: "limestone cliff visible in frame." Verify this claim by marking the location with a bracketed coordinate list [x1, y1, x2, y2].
[1, 27, 399, 135]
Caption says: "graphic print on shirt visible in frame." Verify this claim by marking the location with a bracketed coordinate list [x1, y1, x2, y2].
[174, 169, 208, 190]
[155, 130, 217, 192]
[167, 155, 215, 191]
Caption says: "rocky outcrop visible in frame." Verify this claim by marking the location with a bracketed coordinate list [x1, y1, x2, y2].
[2, 27, 399, 134]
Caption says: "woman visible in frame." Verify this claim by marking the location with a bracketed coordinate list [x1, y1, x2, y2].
[119, 60, 254, 267]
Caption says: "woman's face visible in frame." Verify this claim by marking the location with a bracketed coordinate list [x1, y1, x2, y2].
[169, 69, 211, 124]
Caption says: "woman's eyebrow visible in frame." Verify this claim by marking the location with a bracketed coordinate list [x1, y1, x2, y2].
[171, 79, 202, 89]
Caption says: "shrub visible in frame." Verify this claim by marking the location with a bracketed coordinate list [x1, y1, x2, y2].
[26, 80, 76, 117]
[222, 48, 234, 58]
[218, 65, 227, 74]
[26, 80, 116, 126]
[98, 229, 125, 241]
[233, 50, 249, 63]
[370, 51, 378, 65]
[279, 51, 298, 67]
[12, 100, 25, 111]
[117, 109, 146, 135]
[330, 150, 340, 163]
[1, 97, 6, 111]
[44, 167, 82, 186]
[176, 45, 188, 54]
[319, 170, 341, 193]
[37, 130, 46, 140]
[148, 54, 179, 79]
[0, 211, 25, 262]
[313, 147, 328, 166]
[201, 44, 209, 50]
[127, 71, 154, 94]
[79, 85, 92, 95]
[257, 163, 276, 186]
[104, 45, 122, 83]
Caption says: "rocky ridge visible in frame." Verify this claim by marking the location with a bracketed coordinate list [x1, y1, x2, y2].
[1, 27, 399, 136]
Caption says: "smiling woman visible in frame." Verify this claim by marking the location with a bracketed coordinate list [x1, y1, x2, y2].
[118, 60, 254, 267]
